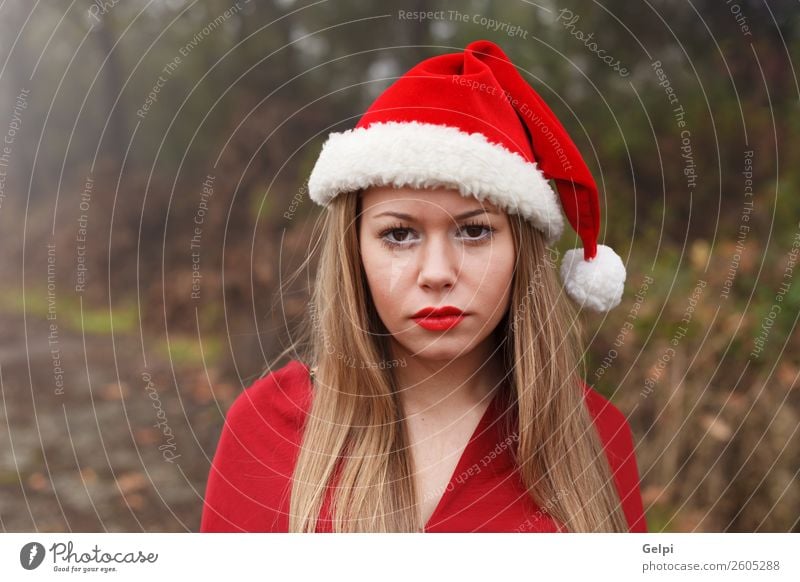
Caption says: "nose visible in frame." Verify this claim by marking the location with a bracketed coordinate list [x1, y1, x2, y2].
[416, 231, 459, 291]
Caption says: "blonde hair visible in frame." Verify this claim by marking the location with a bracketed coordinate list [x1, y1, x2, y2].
[267, 189, 629, 532]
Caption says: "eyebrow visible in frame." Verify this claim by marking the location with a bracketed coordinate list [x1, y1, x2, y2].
[373, 208, 498, 220]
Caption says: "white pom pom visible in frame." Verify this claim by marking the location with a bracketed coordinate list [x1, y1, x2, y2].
[560, 244, 626, 312]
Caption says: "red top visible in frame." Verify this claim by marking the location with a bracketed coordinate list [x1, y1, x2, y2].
[200, 359, 647, 533]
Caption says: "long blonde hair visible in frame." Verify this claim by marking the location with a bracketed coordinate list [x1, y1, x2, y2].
[267, 189, 629, 532]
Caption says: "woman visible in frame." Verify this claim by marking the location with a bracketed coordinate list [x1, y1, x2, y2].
[200, 39, 644, 533]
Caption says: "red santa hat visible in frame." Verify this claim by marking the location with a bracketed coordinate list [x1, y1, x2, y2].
[307, 39, 626, 312]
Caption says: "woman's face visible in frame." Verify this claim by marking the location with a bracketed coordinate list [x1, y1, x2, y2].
[358, 185, 516, 362]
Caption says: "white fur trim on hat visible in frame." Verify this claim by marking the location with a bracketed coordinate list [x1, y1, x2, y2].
[307, 121, 565, 246]
[560, 244, 626, 312]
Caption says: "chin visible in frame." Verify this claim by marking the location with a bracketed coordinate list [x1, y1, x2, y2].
[395, 336, 484, 362]
[410, 349, 463, 362]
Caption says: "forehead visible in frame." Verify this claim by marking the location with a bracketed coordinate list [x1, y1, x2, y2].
[360, 185, 503, 218]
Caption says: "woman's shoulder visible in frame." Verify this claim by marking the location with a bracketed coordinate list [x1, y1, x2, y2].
[580, 379, 648, 532]
[223, 359, 314, 443]
[200, 359, 314, 532]
[579, 379, 637, 466]
[580, 380, 631, 437]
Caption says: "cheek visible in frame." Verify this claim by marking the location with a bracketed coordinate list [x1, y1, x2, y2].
[359, 239, 408, 318]
[463, 240, 516, 312]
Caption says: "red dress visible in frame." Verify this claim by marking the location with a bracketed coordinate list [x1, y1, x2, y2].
[200, 359, 647, 533]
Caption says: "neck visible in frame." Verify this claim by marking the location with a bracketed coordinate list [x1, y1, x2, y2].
[390, 337, 506, 417]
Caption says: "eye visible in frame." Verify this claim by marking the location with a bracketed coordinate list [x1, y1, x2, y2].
[457, 221, 495, 244]
[378, 222, 419, 249]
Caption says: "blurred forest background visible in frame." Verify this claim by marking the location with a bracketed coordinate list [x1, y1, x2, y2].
[0, 0, 798, 532]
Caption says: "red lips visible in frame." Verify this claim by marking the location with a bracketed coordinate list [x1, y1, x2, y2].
[411, 306, 464, 318]
[411, 306, 466, 331]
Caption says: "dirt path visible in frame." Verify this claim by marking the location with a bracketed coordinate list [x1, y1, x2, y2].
[0, 312, 237, 532]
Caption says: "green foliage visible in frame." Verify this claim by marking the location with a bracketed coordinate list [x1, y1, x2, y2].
[0, 286, 138, 335]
